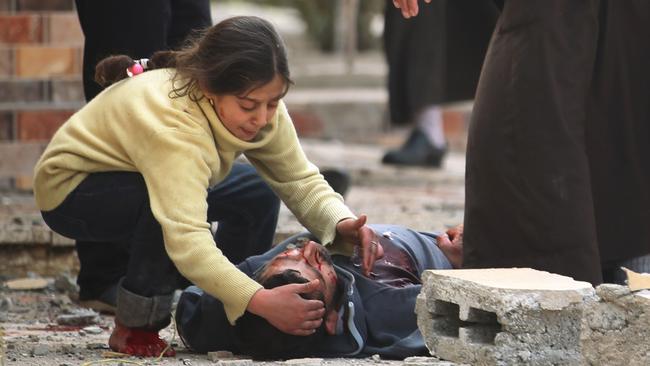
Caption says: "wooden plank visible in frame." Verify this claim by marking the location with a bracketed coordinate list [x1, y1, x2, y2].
[0, 142, 48, 177]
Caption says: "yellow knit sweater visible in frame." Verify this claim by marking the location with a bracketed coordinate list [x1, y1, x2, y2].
[33, 69, 355, 323]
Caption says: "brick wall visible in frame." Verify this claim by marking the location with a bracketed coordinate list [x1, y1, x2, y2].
[0, 0, 83, 190]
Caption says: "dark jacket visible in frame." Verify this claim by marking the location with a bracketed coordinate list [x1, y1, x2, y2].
[175, 224, 452, 359]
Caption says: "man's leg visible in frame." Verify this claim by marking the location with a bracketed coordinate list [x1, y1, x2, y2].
[207, 163, 281, 264]
[168, 0, 212, 49]
[463, 0, 603, 284]
[74, 0, 173, 101]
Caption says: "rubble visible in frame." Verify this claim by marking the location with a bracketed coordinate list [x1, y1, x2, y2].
[416, 268, 595, 366]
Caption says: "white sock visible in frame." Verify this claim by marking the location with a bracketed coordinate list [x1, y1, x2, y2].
[416, 105, 446, 149]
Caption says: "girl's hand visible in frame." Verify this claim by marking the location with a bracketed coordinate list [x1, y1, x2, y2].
[247, 280, 325, 335]
[336, 215, 384, 276]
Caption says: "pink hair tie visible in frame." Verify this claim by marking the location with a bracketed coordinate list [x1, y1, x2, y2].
[126, 58, 149, 77]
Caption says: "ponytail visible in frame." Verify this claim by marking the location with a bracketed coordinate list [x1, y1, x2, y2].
[94, 50, 178, 87]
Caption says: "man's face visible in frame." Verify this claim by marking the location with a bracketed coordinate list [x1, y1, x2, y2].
[259, 240, 338, 308]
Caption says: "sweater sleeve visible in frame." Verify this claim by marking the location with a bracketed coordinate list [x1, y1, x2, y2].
[245, 102, 356, 246]
[135, 130, 261, 324]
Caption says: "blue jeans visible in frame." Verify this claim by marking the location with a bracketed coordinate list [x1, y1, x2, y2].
[42, 163, 280, 302]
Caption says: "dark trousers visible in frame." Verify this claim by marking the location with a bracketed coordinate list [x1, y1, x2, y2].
[74, 0, 212, 101]
[42, 163, 280, 301]
[463, 0, 650, 285]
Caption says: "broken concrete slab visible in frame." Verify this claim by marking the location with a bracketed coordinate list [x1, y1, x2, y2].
[581, 284, 650, 366]
[416, 268, 595, 366]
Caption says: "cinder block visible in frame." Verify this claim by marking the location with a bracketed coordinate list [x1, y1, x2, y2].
[0, 79, 47, 103]
[15, 45, 80, 77]
[0, 13, 43, 43]
[416, 268, 595, 366]
[581, 284, 650, 366]
[17, 109, 72, 141]
[47, 12, 83, 45]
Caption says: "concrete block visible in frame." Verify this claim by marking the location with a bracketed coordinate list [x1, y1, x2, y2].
[416, 268, 594, 366]
[581, 284, 650, 366]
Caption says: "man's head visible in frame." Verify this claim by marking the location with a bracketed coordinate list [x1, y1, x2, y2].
[234, 239, 344, 359]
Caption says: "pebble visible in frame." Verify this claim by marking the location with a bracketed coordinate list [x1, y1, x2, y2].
[32, 344, 49, 356]
[56, 308, 100, 326]
[208, 350, 235, 361]
[82, 325, 103, 334]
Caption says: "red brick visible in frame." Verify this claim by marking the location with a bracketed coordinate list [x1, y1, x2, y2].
[16, 0, 73, 11]
[0, 14, 44, 43]
[15, 45, 80, 77]
[0, 111, 14, 140]
[0, 79, 47, 103]
[17, 109, 72, 141]
[47, 12, 83, 45]
[289, 110, 324, 138]
[0, 47, 12, 76]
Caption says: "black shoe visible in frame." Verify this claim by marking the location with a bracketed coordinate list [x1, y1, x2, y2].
[322, 168, 351, 198]
[382, 129, 447, 167]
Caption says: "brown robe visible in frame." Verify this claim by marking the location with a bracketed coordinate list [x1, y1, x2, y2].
[464, 0, 650, 285]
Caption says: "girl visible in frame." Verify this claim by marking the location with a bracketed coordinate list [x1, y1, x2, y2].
[34, 16, 378, 357]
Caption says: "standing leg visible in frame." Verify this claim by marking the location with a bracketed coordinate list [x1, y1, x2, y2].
[207, 163, 280, 264]
[463, 0, 603, 284]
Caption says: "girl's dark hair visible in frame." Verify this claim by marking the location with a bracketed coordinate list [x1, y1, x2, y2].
[94, 16, 292, 99]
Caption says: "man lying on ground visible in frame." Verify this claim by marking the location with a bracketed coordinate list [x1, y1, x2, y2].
[175, 224, 463, 359]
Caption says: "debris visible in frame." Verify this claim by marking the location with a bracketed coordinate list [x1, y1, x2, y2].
[56, 308, 100, 326]
[207, 350, 235, 361]
[81, 326, 103, 335]
[214, 360, 253, 366]
[622, 267, 650, 291]
[31, 344, 49, 356]
[4, 277, 51, 290]
[284, 358, 323, 365]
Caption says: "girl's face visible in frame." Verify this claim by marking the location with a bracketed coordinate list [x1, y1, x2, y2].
[211, 74, 286, 141]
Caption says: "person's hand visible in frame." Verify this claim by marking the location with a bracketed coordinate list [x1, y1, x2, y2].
[336, 215, 384, 276]
[436, 224, 463, 268]
[247, 280, 325, 336]
[392, 0, 432, 18]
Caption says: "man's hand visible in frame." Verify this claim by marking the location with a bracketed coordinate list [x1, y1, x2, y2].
[336, 215, 384, 276]
[247, 280, 325, 336]
[392, 0, 432, 18]
[436, 224, 463, 268]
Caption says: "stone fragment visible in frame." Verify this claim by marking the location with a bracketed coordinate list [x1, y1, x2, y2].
[214, 359, 253, 366]
[4, 277, 50, 290]
[31, 344, 49, 356]
[623, 267, 650, 291]
[284, 358, 323, 366]
[81, 326, 103, 334]
[581, 284, 650, 366]
[207, 350, 235, 361]
[403, 356, 456, 365]
[56, 308, 100, 326]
